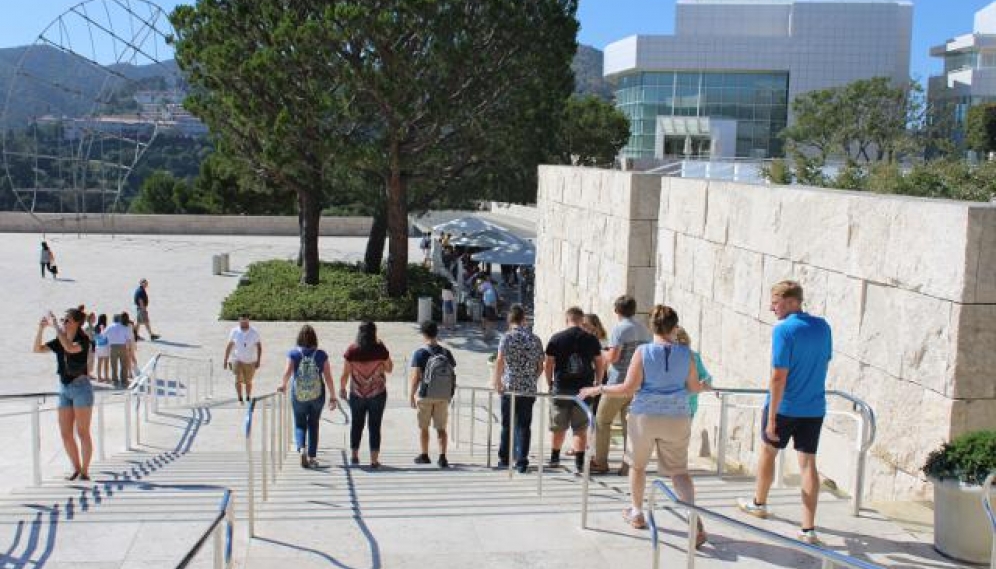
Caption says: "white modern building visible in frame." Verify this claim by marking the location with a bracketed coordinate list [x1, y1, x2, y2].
[604, 0, 913, 161]
[929, 2, 996, 143]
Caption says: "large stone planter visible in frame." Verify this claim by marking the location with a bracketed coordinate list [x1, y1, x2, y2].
[931, 477, 995, 564]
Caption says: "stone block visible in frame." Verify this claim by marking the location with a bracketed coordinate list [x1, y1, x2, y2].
[885, 199, 971, 302]
[950, 303, 996, 400]
[699, 303, 724, 375]
[628, 267, 656, 315]
[630, 173, 664, 221]
[559, 242, 579, 286]
[856, 283, 905, 379]
[862, 366, 938, 476]
[966, 205, 996, 303]
[792, 263, 830, 317]
[777, 187, 850, 271]
[674, 234, 695, 292]
[691, 239, 719, 300]
[896, 292, 954, 397]
[629, 221, 656, 268]
[720, 309, 767, 385]
[662, 178, 708, 237]
[950, 398, 996, 437]
[759, 256, 793, 325]
[714, 246, 763, 319]
[825, 272, 864, 359]
[703, 181, 734, 245]
[667, 286, 702, 348]
[657, 229, 677, 278]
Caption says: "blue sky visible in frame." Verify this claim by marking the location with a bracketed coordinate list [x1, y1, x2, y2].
[0, 0, 991, 82]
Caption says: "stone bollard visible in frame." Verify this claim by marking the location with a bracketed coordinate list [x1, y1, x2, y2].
[417, 296, 432, 324]
[211, 254, 222, 275]
[220, 253, 230, 273]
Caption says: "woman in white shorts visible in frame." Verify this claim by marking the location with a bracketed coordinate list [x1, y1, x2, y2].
[581, 304, 711, 546]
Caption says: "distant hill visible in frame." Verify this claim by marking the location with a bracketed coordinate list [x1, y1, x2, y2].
[573, 44, 613, 101]
[0, 44, 180, 129]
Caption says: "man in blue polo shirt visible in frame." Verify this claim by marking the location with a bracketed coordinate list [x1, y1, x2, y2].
[738, 280, 832, 545]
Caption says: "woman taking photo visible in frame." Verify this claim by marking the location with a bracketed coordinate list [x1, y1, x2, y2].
[279, 325, 338, 468]
[33, 307, 94, 481]
[340, 321, 393, 468]
[580, 304, 710, 546]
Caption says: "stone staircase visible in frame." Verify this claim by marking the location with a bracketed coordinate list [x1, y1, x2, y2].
[0, 399, 974, 569]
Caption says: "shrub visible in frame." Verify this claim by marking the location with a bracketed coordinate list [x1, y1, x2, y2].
[922, 430, 996, 485]
[220, 260, 449, 321]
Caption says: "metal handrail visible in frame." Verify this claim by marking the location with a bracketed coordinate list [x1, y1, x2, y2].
[711, 386, 877, 516]
[174, 489, 235, 569]
[984, 472, 995, 569]
[648, 478, 885, 569]
[243, 390, 289, 538]
[451, 385, 595, 529]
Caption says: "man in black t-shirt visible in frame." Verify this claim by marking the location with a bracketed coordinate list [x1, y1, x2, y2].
[544, 306, 605, 471]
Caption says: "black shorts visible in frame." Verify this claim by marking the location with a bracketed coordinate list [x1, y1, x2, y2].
[483, 305, 497, 320]
[761, 411, 824, 454]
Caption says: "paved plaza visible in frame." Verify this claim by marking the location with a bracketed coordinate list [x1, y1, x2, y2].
[0, 231, 977, 568]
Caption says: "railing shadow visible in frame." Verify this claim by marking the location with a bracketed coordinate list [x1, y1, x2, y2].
[0, 405, 212, 568]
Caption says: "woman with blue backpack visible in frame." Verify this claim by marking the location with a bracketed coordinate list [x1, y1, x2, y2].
[278, 325, 338, 468]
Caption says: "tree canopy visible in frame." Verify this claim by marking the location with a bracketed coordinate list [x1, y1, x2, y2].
[782, 77, 922, 164]
[557, 95, 630, 167]
[171, 0, 579, 295]
[965, 103, 996, 155]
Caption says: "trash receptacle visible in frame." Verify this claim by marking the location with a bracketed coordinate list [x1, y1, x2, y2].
[211, 254, 222, 275]
[220, 253, 230, 273]
[417, 296, 433, 323]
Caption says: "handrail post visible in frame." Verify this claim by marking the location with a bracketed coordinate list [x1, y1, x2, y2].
[687, 511, 699, 568]
[135, 392, 142, 447]
[453, 389, 460, 447]
[152, 357, 160, 414]
[97, 394, 106, 461]
[246, 405, 255, 537]
[30, 399, 41, 486]
[486, 391, 494, 468]
[538, 395, 545, 497]
[124, 390, 133, 451]
[650, 485, 661, 569]
[470, 389, 476, 457]
[261, 400, 268, 502]
[578, 395, 594, 530]
[508, 392, 516, 478]
[213, 520, 223, 569]
[716, 393, 728, 476]
[852, 417, 867, 516]
[278, 392, 285, 469]
[269, 397, 277, 481]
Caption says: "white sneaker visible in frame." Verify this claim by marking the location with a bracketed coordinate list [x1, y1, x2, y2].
[798, 529, 821, 545]
[736, 497, 770, 519]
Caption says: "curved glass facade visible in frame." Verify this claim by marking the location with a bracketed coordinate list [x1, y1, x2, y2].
[615, 71, 790, 159]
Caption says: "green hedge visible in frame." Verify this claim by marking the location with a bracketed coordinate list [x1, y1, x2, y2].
[220, 260, 448, 321]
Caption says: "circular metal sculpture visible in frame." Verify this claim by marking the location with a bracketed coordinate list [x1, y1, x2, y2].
[0, 0, 179, 220]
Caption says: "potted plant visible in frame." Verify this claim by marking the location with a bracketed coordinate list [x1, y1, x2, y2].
[922, 430, 996, 564]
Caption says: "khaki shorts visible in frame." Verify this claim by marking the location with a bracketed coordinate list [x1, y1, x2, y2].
[136, 308, 149, 324]
[232, 361, 257, 384]
[417, 398, 450, 430]
[626, 414, 691, 476]
[549, 399, 589, 432]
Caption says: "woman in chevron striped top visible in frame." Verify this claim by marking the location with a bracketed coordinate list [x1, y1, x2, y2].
[340, 321, 394, 468]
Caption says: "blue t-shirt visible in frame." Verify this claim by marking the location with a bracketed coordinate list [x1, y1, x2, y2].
[769, 312, 832, 417]
[134, 286, 149, 307]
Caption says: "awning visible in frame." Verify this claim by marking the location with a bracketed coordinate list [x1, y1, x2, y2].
[432, 216, 501, 235]
[450, 229, 521, 248]
[471, 242, 536, 265]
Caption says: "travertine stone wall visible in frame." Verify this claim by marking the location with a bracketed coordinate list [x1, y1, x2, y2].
[0, 212, 372, 236]
[535, 166, 996, 501]
[534, 167, 661, 341]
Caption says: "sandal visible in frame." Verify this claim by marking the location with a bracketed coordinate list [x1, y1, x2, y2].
[623, 508, 647, 530]
[350, 455, 360, 466]
[65, 470, 80, 481]
[695, 519, 708, 549]
[370, 461, 381, 469]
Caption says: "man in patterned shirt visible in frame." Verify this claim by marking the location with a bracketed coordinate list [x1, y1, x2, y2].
[491, 304, 544, 473]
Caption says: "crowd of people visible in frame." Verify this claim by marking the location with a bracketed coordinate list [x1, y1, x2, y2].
[35, 264, 831, 548]
[32, 268, 166, 482]
[488, 281, 832, 546]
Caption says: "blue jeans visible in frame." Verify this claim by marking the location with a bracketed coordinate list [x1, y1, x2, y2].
[349, 391, 388, 452]
[58, 377, 94, 408]
[499, 394, 535, 466]
[292, 394, 325, 458]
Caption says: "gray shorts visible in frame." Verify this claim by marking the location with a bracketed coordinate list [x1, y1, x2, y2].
[549, 399, 589, 432]
[136, 308, 149, 324]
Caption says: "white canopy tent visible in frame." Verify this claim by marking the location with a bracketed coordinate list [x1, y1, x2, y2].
[432, 216, 500, 236]
[450, 229, 521, 248]
[471, 242, 536, 265]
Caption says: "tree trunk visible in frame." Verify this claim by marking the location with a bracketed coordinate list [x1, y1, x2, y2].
[385, 140, 409, 297]
[296, 194, 305, 267]
[363, 201, 388, 274]
[299, 189, 321, 285]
